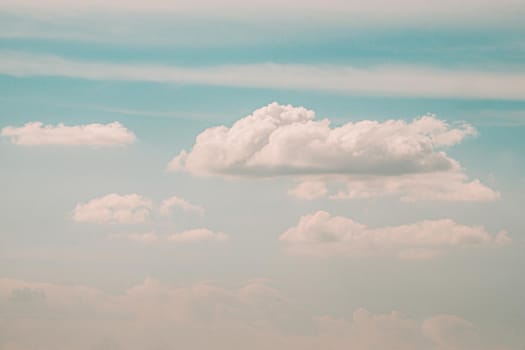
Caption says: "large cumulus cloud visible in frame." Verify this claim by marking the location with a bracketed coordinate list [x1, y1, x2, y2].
[169, 103, 497, 201]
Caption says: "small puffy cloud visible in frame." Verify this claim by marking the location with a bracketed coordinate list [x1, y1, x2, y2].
[72, 193, 153, 224]
[169, 103, 496, 202]
[170, 103, 474, 177]
[1, 121, 136, 146]
[280, 211, 509, 259]
[159, 195, 205, 216]
[288, 181, 328, 200]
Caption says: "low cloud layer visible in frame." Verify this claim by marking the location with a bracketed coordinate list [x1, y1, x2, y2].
[0, 277, 508, 350]
[280, 211, 510, 259]
[171, 103, 497, 201]
[1, 121, 135, 146]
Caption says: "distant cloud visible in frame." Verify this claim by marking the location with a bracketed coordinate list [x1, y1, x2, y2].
[2, 52, 525, 100]
[0, 277, 509, 350]
[280, 211, 510, 259]
[168, 228, 228, 242]
[1, 121, 135, 146]
[159, 196, 205, 216]
[298, 172, 500, 202]
[109, 229, 228, 243]
[171, 103, 497, 201]
[72, 194, 153, 224]
[288, 181, 328, 200]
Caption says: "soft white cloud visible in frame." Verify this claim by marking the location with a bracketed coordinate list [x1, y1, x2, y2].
[169, 103, 496, 201]
[110, 229, 229, 243]
[0, 277, 509, 350]
[280, 211, 510, 259]
[159, 195, 205, 216]
[1, 121, 135, 146]
[170, 103, 474, 176]
[2, 53, 525, 100]
[72, 193, 153, 224]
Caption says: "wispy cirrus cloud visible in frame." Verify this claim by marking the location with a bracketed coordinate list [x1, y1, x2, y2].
[1, 52, 525, 100]
[109, 229, 228, 243]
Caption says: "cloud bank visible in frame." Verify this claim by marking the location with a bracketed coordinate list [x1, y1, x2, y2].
[280, 211, 510, 259]
[1, 121, 136, 146]
[0, 277, 508, 350]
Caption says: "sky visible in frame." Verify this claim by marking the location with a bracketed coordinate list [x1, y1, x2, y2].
[1, 1, 525, 349]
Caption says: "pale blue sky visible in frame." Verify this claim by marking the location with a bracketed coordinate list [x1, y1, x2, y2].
[1, 1, 524, 349]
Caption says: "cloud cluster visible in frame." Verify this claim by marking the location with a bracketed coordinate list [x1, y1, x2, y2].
[0, 277, 507, 350]
[72, 193, 153, 224]
[170, 103, 497, 201]
[1, 121, 136, 146]
[280, 211, 510, 259]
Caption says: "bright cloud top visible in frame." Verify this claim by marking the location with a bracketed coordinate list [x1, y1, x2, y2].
[1, 121, 136, 146]
[280, 211, 510, 259]
[72, 193, 153, 224]
[0, 277, 503, 350]
[170, 103, 497, 201]
[159, 195, 205, 216]
[170, 102, 475, 177]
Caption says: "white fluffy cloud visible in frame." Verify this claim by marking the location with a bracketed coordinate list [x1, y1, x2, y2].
[159, 195, 205, 216]
[170, 103, 474, 176]
[170, 103, 497, 201]
[1, 121, 136, 146]
[0, 277, 509, 350]
[280, 211, 510, 259]
[72, 193, 153, 224]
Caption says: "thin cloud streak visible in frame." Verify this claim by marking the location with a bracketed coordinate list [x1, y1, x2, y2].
[2, 52, 525, 100]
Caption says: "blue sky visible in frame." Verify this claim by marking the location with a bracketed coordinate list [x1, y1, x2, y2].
[1, 1, 525, 349]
